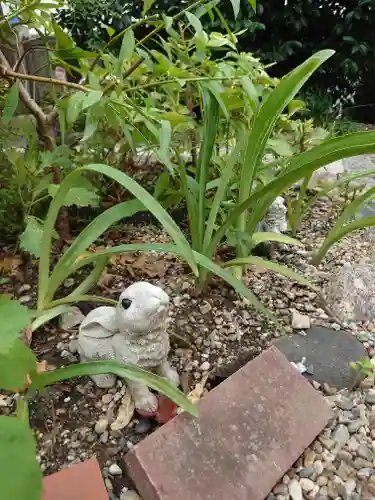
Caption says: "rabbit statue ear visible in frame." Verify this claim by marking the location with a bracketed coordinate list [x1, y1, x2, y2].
[79, 306, 118, 338]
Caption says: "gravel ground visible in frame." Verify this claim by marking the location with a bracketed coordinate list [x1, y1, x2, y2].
[1, 192, 375, 500]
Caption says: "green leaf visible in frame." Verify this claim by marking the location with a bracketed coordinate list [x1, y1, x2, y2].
[82, 90, 103, 110]
[203, 126, 246, 253]
[85, 165, 197, 271]
[40, 169, 197, 307]
[196, 89, 220, 250]
[46, 201, 144, 302]
[40, 145, 72, 169]
[186, 12, 203, 33]
[30, 360, 198, 417]
[66, 91, 86, 125]
[70, 244, 273, 319]
[142, 0, 157, 14]
[267, 138, 294, 156]
[118, 29, 135, 75]
[288, 99, 306, 116]
[0, 296, 34, 353]
[53, 22, 75, 50]
[202, 81, 228, 118]
[236, 49, 335, 255]
[82, 112, 97, 142]
[48, 185, 100, 207]
[240, 76, 258, 112]
[248, 0, 256, 9]
[0, 339, 36, 390]
[31, 305, 72, 332]
[313, 216, 375, 265]
[157, 120, 173, 172]
[251, 232, 303, 247]
[153, 171, 170, 199]
[210, 130, 375, 257]
[0, 416, 42, 500]
[229, 0, 240, 18]
[20, 216, 45, 258]
[223, 256, 316, 291]
[304, 169, 375, 215]
[106, 26, 115, 37]
[2, 84, 19, 123]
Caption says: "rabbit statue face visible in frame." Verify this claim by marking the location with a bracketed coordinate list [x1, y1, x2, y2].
[115, 281, 169, 334]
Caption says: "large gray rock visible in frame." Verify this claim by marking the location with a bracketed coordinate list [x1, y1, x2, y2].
[325, 262, 375, 323]
[272, 327, 368, 389]
[307, 154, 375, 189]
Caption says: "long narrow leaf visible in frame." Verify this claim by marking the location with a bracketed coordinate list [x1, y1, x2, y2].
[64, 256, 108, 298]
[69, 243, 273, 318]
[236, 50, 334, 254]
[223, 256, 317, 291]
[195, 89, 220, 250]
[31, 305, 72, 332]
[84, 164, 198, 274]
[312, 216, 375, 265]
[251, 232, 303, 247]
[211, 131, 375, 255]
[48, 295, 118, 308]
[47, 200, 142, 300]
[29, 360, 197, 416]
[304, 168, 375, 214]
[326, 185, 375, 236]
[203, 128, 246, 253]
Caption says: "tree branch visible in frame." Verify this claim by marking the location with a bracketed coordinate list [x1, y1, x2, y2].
[0, 63, 89, 92]
[13, 45, 54, 72]
[122, 56, 145, 79]
[0, 48, 46, 124]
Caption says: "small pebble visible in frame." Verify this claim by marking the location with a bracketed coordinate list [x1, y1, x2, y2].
[134, 418, 152, 434]
[109, 463, 123, 476]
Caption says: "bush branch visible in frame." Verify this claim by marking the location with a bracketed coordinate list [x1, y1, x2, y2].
[0, 62, 89, 92]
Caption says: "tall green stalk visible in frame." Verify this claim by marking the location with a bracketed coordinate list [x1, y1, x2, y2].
[195, 89, 220, 251]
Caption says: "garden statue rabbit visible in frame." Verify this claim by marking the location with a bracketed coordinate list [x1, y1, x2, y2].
[78, 281, 179, 413]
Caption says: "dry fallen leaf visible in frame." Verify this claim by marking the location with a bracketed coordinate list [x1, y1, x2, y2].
[132, 254, 171, 278]
[109, 253, 136, 266]
[98, 269, 115, 289]
[110, 388, 135, 431]
[73, 252, 93, 265]
[182, 373, 210, 409]
[20, 324, 32, 347]
[0, 255, 23, 276]
[18, 359, 50, 393]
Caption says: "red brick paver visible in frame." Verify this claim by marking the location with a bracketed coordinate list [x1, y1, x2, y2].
[125, 347, 333, 500]
[43, 458, 109, 500]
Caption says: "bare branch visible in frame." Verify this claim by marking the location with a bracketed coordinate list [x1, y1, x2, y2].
[0, 62, 90, 92]
[0, 47, 46, 123]
[122, 56, 145, 79]
[13, 46, 54, 72]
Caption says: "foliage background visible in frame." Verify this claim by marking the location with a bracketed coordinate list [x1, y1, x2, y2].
[57, 0, 375, 122]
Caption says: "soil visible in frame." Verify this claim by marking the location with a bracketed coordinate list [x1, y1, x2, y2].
[1, 182, 375, 499]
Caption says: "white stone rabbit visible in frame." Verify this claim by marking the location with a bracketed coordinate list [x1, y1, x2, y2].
[78, 281, 179, 413]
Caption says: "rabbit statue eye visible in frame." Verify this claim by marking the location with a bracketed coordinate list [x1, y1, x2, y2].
[121, 298, 132, 310]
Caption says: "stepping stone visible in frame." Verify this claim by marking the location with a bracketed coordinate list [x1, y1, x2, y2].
[43, 458, 108, 500]
[125, 347, 332, 500]
[272, 327, 368, 390]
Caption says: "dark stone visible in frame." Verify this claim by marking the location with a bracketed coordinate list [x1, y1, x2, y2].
[272, 327, 368, 390]
[125, 347, 332, 500]
[134, 418, 153, 435]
